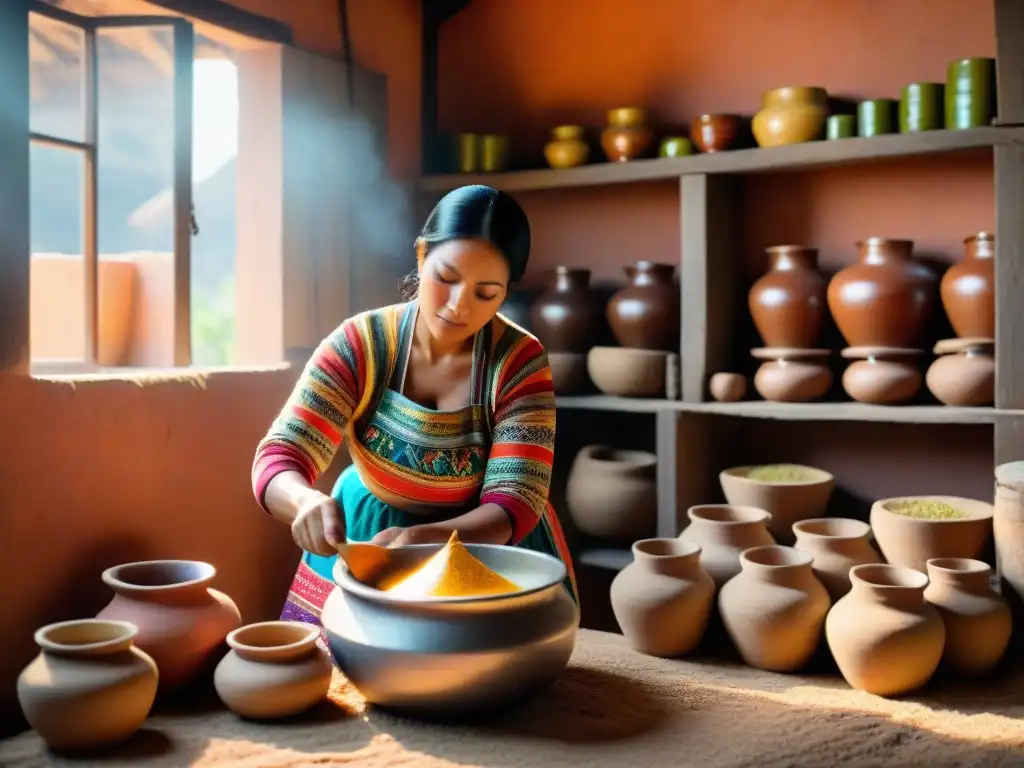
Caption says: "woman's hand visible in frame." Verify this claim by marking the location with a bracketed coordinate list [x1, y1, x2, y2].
[290, 489, 345, 556]
[370, 524, 451, 548]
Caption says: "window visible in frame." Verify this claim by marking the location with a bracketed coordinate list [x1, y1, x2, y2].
[28, 0, 250, 372]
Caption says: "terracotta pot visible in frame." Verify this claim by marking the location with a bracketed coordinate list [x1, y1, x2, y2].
[720, 464, 834, 544]
[792, 518, 882, 600]
[600, 107, 652, 162]
[994, 462, 1024, 616]
[610, 539, 715, 658]
[544, 125, 590, 169]
[827, 238, 937, 348]
[547, 351, 590, 395]
[529, 267, 602, 353]
[941, 232, 994, 339]
[96, 560, 242, 692]
[718, 545, 831, 672]
[709, 372, 746, 402]
[17, 619, 158, 751]
[925, 338, 994, 406]
[691, 114, 741, 153]
[607, 261, 680, 351]
[752, 86, 829, 148]
[751, 347, 832, 402]
[677, 504, 775, 587]
[749, 246, 827, 348]
[827, 564, 945, 695]
[587, 346, 668, 397]
[924, 558, 1010, 678]
[840, 346, 922, 404]
[565, 445, 657, 541]
[869, 495, 994, 573]
[214, 621, 332, 720]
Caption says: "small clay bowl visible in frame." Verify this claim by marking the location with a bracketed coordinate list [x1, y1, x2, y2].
[925, 338, 994, 407]
[869, 495, 994, 573]
[587, 346, 667, 397]
[720, 464, 835, 544]
[709, 372, 747, 402]
[547, 351, 590, 395]
[751, 347, 832, 402]
[691, 114, 741, 153]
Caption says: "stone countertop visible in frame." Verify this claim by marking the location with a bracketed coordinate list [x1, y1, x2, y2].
[3, 629, 1024, 767]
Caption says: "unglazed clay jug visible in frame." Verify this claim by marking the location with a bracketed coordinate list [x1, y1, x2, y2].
[994, 462, 1024, 616]
[544, 125, 589, 169]
[96, 560, 242, 692]
[215, 621, 333, 720]
[826, 564, 945, 696]
[607, 261, 680, 351]
[827, 238, 937, 348]
[940, 231, 995, 339]
[792, 518, 881, 600]
[17, 619, 158, 751]
[600, 107, 652, 162]
[924, 558, 1010, 678]
[529, 267, 602, 353]
[718, 545, 831, 672]
[610, 539, 715, 658]
[752, 86, 829, 148]
[678, 504, 775, 587]
[565, 445, 657, 541]
[749, 246, 827, 348]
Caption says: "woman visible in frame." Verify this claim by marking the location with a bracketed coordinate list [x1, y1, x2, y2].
[252, 184, 577, 628]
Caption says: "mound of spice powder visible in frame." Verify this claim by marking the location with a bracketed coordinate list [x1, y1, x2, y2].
[381, 530, 521, 598]
[742, 464, 820, 483]
[884, 499, 969, 520]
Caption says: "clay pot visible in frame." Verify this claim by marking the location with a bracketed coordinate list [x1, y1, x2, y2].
[96, 560, 242, 692]
[869, 495, 994, 573]
[718, 545, 831, 672]
[924, 558, 1010, 678]
[792, 518, 882, 600]
[691, 114, 741, 153]
[587, 346, 668, 397]
[600, 107, 652, 162]
[607, 261, 680, 351]
[826, 564, 945, 696]
[941, 232, 995, 339]
[751, 347, 832, 402]
[544, 125, 590, 169]
[709, 372, 746, 402]
[677, 504, 775, 587]
[610, 539, 715, 658]
[827, 238, 937, 348]
[214, 621, 332, 720]
[749, 245, 827, 348]
[994, 462, 1024, 617]
[565, 445, 657, 541]
[925, 338, 994, 406]
[719, 464, 834, 545]
[17, 619, 158, 751]
[529, 267, 602, 353]
[547, 351, 590, 395]
[840, 346, 922, 404]
[752, 86, 829, 148]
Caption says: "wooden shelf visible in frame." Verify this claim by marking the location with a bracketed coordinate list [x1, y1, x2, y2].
[578, 548, 633, 571]
[419, 126, 1023, 193]
[556, 396, 1016, 424]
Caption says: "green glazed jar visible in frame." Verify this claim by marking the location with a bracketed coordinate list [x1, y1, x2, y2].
[858, 99, 896, 138]
[826, 114, 856, 140]
[900, 83, 944, 132]
[945, 58, 996, 129]
[659, 136, 694, 158]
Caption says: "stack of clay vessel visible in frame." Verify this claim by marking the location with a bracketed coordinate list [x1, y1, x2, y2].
[601, 107, 653, 162]
[827, 237, 936, 404]
[610, 538, 715, 658]
[719, 463, 834, 545]
[529, 267, 602, 395]
[927, 232, 995, 406]
[677, 504, 775, 587]
[591, 261, 680, 398]
[746, 245, 831, 403]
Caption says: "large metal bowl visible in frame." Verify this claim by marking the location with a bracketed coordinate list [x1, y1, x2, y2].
[322, 543, 579, 717]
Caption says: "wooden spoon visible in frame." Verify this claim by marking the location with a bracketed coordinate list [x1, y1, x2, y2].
[335, 542, 394, 585]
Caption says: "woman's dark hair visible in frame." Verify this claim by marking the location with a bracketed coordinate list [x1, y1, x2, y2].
[401, 184, 531, 299]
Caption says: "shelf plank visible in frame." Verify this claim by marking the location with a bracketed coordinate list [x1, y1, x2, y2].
[578, 548, 633, 571]
[556, 395, 1015, 424]
[418, 126, 1022, 193]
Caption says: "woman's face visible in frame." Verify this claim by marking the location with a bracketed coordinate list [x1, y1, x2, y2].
[417, 238, 510, 345]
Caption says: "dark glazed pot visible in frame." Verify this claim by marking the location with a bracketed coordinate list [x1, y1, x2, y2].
[941, 232, 995, 340]
[607, 262, 680, 351]
[749, 245, 826, 348]
[826, 238, 937, 348]
[528, 267, 601, 353]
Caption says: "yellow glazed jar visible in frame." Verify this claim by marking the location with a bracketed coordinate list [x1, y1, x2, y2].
[544, 125, 589, 169]
[752, 87, 829, 148]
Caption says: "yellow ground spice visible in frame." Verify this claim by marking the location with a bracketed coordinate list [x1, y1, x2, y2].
[381, 530, 521, 598]
[742, 464, 818, 483]
[884, 499, 969, 520]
